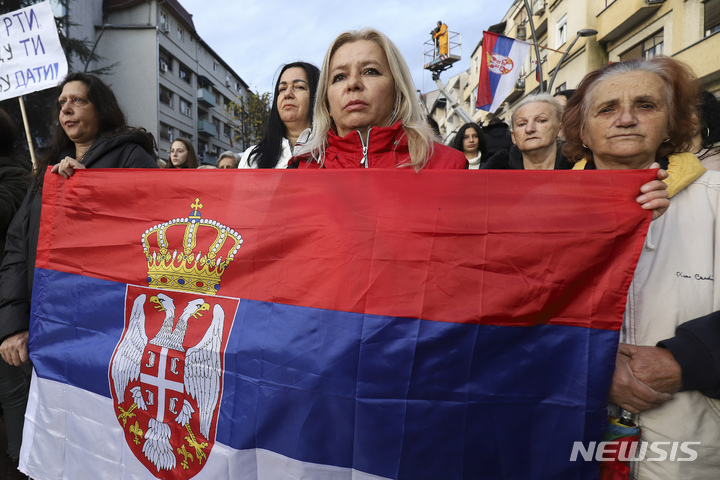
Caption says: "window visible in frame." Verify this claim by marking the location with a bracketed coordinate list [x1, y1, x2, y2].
[514, 9, 528, 41]
[180, 98, 192, 117]
[159, 86, 173, 107]
[557, 15, 567, 48]
[160, 123, 173, 142]
[177, 26, 184, 42]
[224, 124, 231, 137]
[198, 77, 211, 91]
[643, 31, 663, 59]
[620, 30, 664, 61]
[706, 0, 720, 37]
[179, 66, 190, 83]
[213, 61, 219, 72]
[555, 82, 567, 94]
[159, 11, 168, 31]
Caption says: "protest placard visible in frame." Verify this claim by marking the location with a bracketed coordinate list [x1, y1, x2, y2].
[0, 1, 68, 101]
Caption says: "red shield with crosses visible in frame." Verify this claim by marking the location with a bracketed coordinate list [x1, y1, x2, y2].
[487, 52, 515, 75]
[110, 285, 237, 479]
[140, 343, 186, 425]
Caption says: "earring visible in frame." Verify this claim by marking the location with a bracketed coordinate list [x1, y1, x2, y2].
[582, 143, 589, 149]
[663, 138, 670, 143]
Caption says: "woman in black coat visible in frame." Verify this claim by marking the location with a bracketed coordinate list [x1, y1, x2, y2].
[0, 72, 158, 367]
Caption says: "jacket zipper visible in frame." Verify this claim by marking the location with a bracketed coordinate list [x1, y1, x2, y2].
[358, 128, 371, 168]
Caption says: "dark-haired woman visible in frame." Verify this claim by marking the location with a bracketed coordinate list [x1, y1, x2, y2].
[0, 72, 157, 369]
[240, 62, 320, 169]
[165, 137, 198, 169]
[0, 107, 31, 479]
[451, 123, 487, 169]
[693, 90, 720, 170]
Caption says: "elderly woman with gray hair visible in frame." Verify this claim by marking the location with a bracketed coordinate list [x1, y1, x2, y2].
[563, 56, 720, 478]
[482, 93, 572, 170]
[217, 151, 240, 169]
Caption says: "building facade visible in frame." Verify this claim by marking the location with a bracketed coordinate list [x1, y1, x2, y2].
[69, 0, 249, 165]
[428, 0, 720, 134]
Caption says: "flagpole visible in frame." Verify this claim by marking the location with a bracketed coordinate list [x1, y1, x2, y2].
[522, 0, 544, 93]
[18, 96, 37, 169]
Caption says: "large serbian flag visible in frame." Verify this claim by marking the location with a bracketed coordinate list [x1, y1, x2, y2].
[23, 169, 653, 480]
[477, 31, 532, 113]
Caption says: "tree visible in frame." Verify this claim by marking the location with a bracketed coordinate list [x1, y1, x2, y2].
[0, 0, 112, 152]
[231, 90, 271, 151]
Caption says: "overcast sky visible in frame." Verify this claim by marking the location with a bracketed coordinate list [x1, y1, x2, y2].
[179, 0, 516, 96]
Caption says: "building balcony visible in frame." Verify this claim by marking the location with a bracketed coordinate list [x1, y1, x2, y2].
[202, 153, 218, 165]
[197, 88, 216, 108]
[505, 75, 526, 104]
[197, 120, 217, 137]
[596, 0, 664, 44]
[673, 31, 720, 85]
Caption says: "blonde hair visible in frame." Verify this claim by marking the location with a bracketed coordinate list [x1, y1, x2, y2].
[302, 28, 436, 169]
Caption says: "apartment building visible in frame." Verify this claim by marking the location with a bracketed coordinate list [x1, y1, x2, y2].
[430, 0, 720, 130]
[69, 0, 249, 165]
[597, 0, 720, 93]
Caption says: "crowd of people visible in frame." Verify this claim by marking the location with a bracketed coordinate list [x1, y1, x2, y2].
[0, 25, 719, 480]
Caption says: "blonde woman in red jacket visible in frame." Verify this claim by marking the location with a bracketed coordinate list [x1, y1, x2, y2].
[291, 28, 467, 170]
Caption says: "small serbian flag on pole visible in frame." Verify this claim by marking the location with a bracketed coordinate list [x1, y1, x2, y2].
[22, 169, 655, 480]
[477, 31, 532, 113]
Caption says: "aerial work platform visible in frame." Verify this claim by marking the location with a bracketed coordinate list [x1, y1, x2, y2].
[423, 30, 462, 76]
[421, 29, 473, 125]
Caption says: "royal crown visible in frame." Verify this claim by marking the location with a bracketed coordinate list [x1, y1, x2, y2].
[141, 198, 242, 295]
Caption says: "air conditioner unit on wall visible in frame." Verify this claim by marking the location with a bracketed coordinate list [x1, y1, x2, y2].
[160, 63, 168, 73]
[646, 0, 665, 4]
[533, 0, 545, 14]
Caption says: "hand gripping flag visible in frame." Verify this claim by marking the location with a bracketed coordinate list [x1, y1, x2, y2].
[23, 169, 655, 480]
[477, 31, 532, 113]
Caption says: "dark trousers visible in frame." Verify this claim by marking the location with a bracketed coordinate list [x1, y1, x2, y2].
[0, 360, 31, 460]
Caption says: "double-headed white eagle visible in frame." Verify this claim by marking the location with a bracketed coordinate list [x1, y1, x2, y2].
[111, 293, 224, 471]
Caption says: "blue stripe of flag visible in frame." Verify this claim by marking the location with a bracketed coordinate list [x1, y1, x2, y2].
[31, 268, 612, 479]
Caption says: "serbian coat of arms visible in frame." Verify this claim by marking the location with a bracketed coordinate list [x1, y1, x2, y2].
[486, 52, 515, 75]
[109, 199, 241, 479]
